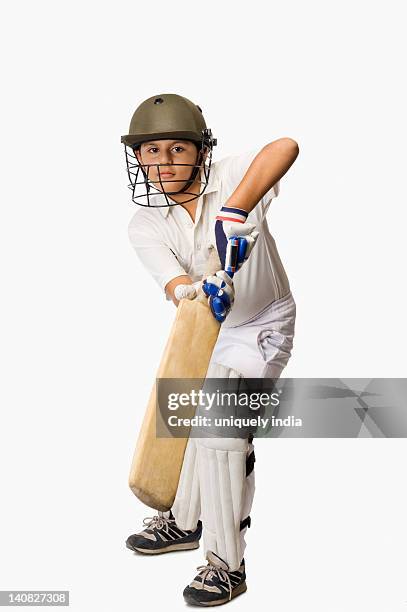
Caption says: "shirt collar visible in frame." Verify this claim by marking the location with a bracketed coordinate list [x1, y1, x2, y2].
[157, 165, 219, 218]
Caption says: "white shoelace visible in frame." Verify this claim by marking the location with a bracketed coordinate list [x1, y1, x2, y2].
[195, 564, 233, 601]
[142, 514, 172, 532]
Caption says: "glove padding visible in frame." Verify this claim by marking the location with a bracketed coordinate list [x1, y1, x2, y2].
[202, 270, 234, 323]
[215, 205, 259, 272]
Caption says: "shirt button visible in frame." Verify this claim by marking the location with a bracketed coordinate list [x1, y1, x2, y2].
[196, 243, 201, 250]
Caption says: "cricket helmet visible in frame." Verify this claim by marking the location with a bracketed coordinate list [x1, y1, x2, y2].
[121, 94, 217, 207]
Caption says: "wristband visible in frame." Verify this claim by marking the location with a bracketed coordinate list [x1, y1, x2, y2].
[215, 206, 248, 224]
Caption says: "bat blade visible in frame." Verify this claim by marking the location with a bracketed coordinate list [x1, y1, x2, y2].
[129, 297, 220, 511]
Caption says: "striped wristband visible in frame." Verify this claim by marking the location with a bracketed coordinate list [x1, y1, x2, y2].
[215, 206, 248, 224]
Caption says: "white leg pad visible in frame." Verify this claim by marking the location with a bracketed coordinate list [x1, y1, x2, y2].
[172, 361, 241, 531]
[171, 437, 201, 531]
[172, 361, 255, 570]
[196, 435, 248, 572]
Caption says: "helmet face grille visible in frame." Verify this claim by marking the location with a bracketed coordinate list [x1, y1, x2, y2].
[123, 129, 216, 207]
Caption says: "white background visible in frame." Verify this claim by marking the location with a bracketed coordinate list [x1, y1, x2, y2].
[1, 1, 406, 610]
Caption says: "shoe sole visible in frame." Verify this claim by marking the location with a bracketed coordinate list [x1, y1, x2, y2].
[127, 540, 200, 554]
[184, 581, 247, 606]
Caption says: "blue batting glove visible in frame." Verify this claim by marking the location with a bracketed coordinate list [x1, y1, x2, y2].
[202, 270, 234, 323]
[215, 206, 259, 272]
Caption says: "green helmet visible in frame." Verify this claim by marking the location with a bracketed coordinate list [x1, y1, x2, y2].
[122, 93, 217, 207]
[121, 93, 216, 149]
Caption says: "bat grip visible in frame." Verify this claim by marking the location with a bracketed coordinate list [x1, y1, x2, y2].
[224, 236, 240, 279]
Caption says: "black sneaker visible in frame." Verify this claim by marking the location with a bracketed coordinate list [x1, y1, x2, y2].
[183, 551, 247, 606]
[126, 511, 202, 555]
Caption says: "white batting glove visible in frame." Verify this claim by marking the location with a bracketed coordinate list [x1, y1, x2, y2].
[174, 281, 202, 301]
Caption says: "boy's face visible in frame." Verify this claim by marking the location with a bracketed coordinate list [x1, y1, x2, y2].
[135, 139, 200, 195]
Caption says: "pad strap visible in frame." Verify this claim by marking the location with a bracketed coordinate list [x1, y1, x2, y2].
[240, 516, 251, 531]
[246, 450, 256, 477]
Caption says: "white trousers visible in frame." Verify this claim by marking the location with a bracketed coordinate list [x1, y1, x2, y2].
[212, 291, 297, 379]
[172, 292, 296, 570]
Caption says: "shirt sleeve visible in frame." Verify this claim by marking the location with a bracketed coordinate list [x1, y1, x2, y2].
[128, 211, 187, 293]
[221, 149, 280, 213]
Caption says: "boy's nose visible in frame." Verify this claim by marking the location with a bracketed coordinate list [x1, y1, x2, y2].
[158, 150, 173, 165]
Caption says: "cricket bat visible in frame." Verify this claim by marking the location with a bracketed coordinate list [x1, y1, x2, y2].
[129, 248, 222, 511]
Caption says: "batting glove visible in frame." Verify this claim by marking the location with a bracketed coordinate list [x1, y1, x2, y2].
[202, 270, 234, 323]
[215, 205, 259, 272]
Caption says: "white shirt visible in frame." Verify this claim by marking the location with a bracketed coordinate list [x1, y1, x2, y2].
[128, 150, 291, 327]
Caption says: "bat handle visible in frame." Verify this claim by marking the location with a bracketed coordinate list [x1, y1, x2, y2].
[224, 236, 240, 278]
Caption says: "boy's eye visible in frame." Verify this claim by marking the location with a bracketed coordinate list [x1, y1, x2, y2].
[172, 146, 184, 153]
[147, 147, 159, 154]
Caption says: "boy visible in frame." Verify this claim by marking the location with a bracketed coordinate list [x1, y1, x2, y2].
[122, 93, 298, 605]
